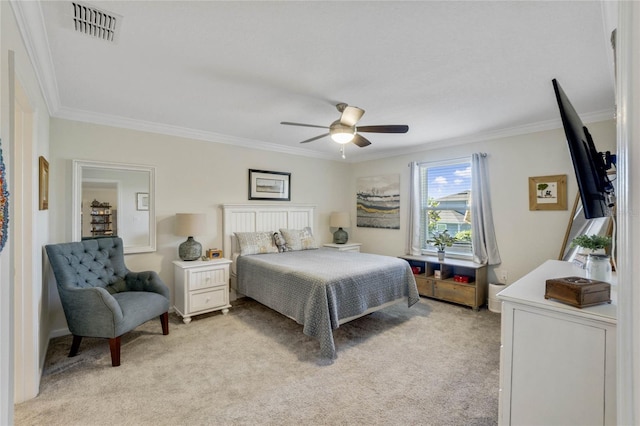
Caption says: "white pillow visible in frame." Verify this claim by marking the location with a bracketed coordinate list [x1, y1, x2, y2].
[234, 232, 279, 255]
[279, 227, 318, 251]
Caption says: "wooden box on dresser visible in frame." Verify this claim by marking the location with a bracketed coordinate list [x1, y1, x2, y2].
[399, 255, 487, 310]
[173, 258, 232, 324]
[497, 260, 616, 425]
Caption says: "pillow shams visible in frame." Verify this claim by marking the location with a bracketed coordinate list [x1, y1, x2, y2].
[234, 232, 279, 255]
[279, 227, 318, 251]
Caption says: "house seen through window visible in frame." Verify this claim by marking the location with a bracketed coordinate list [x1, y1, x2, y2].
[419, 159, 472, 258]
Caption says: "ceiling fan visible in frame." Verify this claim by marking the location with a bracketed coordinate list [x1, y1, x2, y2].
[280, 103, 409, 148]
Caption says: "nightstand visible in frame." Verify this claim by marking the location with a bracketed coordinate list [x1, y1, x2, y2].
[322, 242, 362, 252]
[173, 258, 232, 324]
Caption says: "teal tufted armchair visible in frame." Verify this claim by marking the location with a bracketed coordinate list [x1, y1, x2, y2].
[45, 237, 169, 367]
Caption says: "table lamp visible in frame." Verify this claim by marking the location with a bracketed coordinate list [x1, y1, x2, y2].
[330, 212, 351, 244]
[175, 213, 206, 261]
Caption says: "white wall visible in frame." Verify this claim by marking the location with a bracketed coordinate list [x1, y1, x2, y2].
[1, 0, 52, 417]
[350, 120, 616, 285]
[48, 118, 351, 335]
[616, 2, 640, 421]
[0, 3, 12, 420]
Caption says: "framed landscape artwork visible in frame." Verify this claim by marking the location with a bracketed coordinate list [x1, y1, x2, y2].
[248, 169, 291, 201]
[356, 174, 400, 229]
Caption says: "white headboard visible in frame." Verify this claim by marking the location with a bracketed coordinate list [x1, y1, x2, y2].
[221, 204, 316, 258]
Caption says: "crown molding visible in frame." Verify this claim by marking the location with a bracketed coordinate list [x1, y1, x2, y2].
[354, 108, 615, 163]
[53, 103, 615, 165]
[10, 0, 60, 115]
[53, 106, 339, 161]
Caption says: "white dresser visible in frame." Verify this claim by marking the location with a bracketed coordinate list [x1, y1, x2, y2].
[497, 259, 617, 425]
[173, 258, 232, 324]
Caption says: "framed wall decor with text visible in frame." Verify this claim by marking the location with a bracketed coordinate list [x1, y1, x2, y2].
[248, 169, 291, 201]
[529, 174, 567, 211]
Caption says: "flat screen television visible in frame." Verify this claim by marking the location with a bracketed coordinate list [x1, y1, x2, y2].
[552, 78, 615, 219]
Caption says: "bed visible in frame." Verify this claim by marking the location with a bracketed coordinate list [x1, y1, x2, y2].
[222, 204, 419, 359]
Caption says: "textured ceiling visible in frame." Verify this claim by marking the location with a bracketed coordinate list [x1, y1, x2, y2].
[16, 1, 616, 162]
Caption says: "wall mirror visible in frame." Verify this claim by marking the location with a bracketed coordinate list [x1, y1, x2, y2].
[558, 193, 612, 262]
[72, 160, 156, 254]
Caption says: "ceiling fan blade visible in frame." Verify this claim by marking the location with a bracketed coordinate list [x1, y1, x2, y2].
[281, 121, 329, 129]
[352, 134, 372, 147]
[340, 106, 365, 127]
[356, 125, 409, 133]
[300, 133, 330, 144]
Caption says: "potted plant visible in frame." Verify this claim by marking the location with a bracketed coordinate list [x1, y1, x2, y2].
[570, 234, 611, 254]
[428, 230, 458, 261]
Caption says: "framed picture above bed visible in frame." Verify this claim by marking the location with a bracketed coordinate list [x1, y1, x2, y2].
[248, 169, 291, 201]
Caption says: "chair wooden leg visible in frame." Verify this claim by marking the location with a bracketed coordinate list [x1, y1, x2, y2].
[109, 336, 121, 367]
[69, 335, 83, 357]
[160, 312, 169, 335]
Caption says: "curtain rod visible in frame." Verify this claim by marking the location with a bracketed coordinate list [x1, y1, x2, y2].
[408, 152, 487, 167]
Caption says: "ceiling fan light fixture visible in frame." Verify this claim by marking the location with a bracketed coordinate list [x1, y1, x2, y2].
[330, 121, 355, 144]
[282, 103, 409, 148]
[331, 132, 355, 144]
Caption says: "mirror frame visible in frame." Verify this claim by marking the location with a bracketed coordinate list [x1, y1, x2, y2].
[72, 160, 156, 254]
[559, 191, 614, 263]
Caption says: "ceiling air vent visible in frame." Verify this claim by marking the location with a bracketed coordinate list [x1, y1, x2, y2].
[71, 2, 121, 42]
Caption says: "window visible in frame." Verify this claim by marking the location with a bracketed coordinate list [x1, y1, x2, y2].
[419, 159, 473, 258]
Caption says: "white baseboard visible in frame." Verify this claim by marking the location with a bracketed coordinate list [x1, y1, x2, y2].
[49, 327, 70, 339]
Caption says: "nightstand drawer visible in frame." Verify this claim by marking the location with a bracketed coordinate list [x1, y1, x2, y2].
[188, 268, 227, 291]
[190, 287, 227, 313]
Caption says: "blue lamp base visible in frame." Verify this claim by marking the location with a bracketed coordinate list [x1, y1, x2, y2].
[179, 236, 202, 261]
[333, 228, 349, 244]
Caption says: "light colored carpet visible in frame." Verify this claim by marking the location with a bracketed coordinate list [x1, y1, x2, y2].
[15, 297, 501, 425]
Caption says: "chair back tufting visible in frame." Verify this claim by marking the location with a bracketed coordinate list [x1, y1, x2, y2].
[45, 237, 129, 290]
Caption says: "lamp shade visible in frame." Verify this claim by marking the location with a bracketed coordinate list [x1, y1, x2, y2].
[175, 213, 206, 237]
[330, 212, 351, 228]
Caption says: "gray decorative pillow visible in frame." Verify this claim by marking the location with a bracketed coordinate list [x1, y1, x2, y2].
[279, 227, 318, 251]
[234, 232, 279, 255]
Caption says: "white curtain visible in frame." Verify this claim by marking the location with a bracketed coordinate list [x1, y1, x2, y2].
[406, 161, 421, 255]
[471, 153, 502, 265]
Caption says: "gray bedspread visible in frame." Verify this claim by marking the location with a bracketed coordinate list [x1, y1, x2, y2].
[236, 248, 419, 359]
